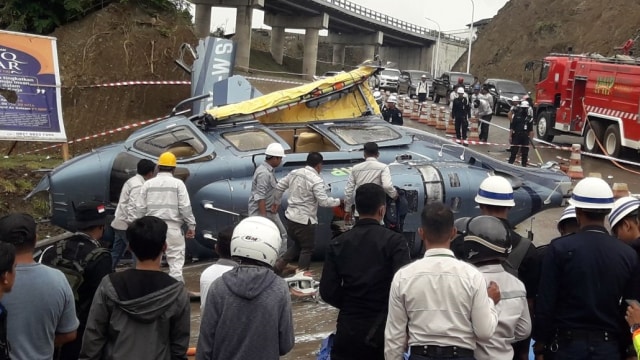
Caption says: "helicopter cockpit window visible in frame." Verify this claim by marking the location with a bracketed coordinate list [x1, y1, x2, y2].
[133, 126, 206, 159]
[328, 125, 401, 145]
[223, 129, 277, 151]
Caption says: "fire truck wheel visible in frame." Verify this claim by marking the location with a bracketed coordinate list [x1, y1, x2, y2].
[583, 122, 603, 153]
[604, 124, 622, 158]
[536, 110, 555, 142]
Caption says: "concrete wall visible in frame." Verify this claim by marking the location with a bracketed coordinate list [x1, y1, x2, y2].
[378, 46, 433, 72]
[435, 41, 468, 77]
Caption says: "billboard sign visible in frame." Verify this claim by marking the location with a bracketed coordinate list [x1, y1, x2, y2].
[0, 30, 66, 142]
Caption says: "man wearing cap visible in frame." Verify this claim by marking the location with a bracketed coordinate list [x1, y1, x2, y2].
[1, 213, 79, 360]
[609, 196, 640, 256]
[508, 101, 534, 167]
[449, 77, 468, 108]
[136, 151, 196, 283]
[249, 143, 288, 254]
[451, 87, 471, 142]
[382, 96, 403, 126]
[343, 142, 397, 224]
[41, 201, 112, 360]
[534, 177, 640, 359]
[110, 158, 156, 270]
[417, 75, 430, 103]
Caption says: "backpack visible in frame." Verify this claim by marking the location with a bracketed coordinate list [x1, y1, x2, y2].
[45, 240, 109, 302]
[385, 188, 409, 233]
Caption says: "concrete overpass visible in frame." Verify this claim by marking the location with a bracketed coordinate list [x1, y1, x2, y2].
[189, 0, 469, 79]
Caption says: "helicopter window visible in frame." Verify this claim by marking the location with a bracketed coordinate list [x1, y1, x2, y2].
[133, 126, 206, 159]
[223, 129, 277, 151]
[328, 125, 401, 145]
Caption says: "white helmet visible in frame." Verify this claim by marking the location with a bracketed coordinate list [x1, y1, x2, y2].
[265, 143, 286, 158]
[387, 95, 398, 103]
[520, 101, 530, 108]
[456, 87, 465, 94]
[608, 196, 640, 229]
[558, 205, 577, 223]
[512, 95, 520, 102]
[230, 216, 281, 267]
[568, 177, 615, 210]
[475, 175, 515, 207]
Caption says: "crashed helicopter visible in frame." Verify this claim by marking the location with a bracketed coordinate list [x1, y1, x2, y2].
[27, 37, 572, 259]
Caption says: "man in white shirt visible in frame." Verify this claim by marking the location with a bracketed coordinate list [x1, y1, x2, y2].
[135, 152, 196, 282]
[273, 152, 342, 274]
[461, 216, 531, 360]
[385, 202, 501, 360]
[344, 142, 396, 223]
[110, 159, 155, 270]
[472, 98, 494, 143]
[200, 226, 237, 312]
[417, 75, 430, 103]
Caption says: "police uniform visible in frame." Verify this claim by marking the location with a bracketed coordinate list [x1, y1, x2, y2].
[451, 96, 470, 140]
[382, 106, 403, 126]
[508, 107, 533, 167]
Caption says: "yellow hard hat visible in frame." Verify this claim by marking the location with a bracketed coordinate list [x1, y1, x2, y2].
[158, 152, 177, 167]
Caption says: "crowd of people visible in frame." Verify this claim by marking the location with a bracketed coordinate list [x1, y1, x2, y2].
[2, 137, 640, 360]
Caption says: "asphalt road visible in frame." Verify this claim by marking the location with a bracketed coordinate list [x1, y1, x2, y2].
[182, 100, 640, 359]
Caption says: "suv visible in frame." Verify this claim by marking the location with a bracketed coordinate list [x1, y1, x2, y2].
[432, 71, 474, 105]
[398, 70, 433, 99]
[483, 78, 529, 115]
[378, 68, 401, 92]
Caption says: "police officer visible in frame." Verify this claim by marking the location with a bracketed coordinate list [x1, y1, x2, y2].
[451, 87, 470, 142]
[452, 175, 540, 359]
[249, 143, 288, 255]
[609, 196, 640, 256]
[508, 101, 533, 167]
[417, 75, 429, 103]
[382, 95, 403, 126]
[462, 216, 532, 360]
[534, 177, 640, 359]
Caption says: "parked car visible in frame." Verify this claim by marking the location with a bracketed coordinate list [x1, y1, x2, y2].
[432, 71, 474, 105]
[378, 68, 401, 92]
[483, 79, 529, 115]
[398, 70, 433, 99]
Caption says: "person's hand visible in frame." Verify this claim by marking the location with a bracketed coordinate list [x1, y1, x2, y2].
[344, 212, 352, 223]
[185, 229, 195, 239]
[271, 203, 279, 213]
[533, 342, 545, 360]
[487, 281, 501, 305]
[625, 302, 640, 327]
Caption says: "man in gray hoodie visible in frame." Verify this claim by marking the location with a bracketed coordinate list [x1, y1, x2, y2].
[79, 216, 190, 360]
[197, 216, 295, 360]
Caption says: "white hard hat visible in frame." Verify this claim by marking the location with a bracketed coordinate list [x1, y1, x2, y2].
[475, 176, 515, 207]
[512, 95, 520, 102]
[387, 95, 398, 103]
[265, 143, 286, 158]
[558, 205, 577, 223]
[421, 74, 427, 78]
[231, 216, 282, 267]
[568, 177, 615, 210]
[520, 101, 530, 108]
[456, 87, 465, 94]
[608, 196, 640, 229]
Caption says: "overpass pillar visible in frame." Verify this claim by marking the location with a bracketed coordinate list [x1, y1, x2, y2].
[327, 31, 383, 64]
[270, 26, 285, 65]
[332, 44, 345, 66]
[265, 12, 329, 80]
[234, 6, 253, 71]
[193, 4, 212, 38]
[361, 45, 376, 63]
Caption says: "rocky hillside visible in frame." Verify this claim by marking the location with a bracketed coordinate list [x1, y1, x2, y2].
[455, 0, 640, 89]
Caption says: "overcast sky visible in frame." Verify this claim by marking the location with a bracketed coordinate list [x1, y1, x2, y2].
[207, 0, 509, 35]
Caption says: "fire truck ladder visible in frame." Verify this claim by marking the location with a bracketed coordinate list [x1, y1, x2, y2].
[563, 60, 578, 108]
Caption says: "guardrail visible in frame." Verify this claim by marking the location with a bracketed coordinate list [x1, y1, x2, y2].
[319, 0, 469, 45]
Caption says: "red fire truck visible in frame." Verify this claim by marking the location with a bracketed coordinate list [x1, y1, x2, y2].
[534, 53, 640, 158]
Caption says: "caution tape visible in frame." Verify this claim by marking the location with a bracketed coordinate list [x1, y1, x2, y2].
[245, 76, 307, 85]
[80, 80, 191, 88]
[446, 136, 572, 150]
[21, 115, 169, 155]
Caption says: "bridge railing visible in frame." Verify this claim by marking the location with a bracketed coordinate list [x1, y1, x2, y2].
[321, 0, 469, 45]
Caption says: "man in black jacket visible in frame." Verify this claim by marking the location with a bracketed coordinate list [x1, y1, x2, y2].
[451, 87, 471, 141]
[41, 201, 112, 360]
[320, 183, 411, 360]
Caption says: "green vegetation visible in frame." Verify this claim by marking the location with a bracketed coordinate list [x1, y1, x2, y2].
[0, 0, 186, 34]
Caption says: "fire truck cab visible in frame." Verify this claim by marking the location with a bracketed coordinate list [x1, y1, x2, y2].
[534, 53, 640, 158]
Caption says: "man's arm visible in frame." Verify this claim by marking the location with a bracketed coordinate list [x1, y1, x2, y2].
[390, 233, 411, 273]
[343, 172, 356, 212]
[253, 171, 271, 216]
[381, 166, 398, 199]
[312, 181, 341, 208]
[470, 272, 498, 341]
[56, 273, 80, 346]
[273, 172, 292, 206]
[79, 279, 110, 359]
[515, 296, 533, 341]
[533, 243, 559, 345]
[384, 274, 408, 360]
[278, 283, 295, 356]
[170, 289, 191, 360]
[124, 183, 142, 224]
[177, 182, 196, 231]
[134, 184, 148, 220]
[319, 244, 344, 309]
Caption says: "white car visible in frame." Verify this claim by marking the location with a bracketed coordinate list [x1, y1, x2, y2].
[378, 68, 401, 92]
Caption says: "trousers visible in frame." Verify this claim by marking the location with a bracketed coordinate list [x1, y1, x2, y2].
[479, 114, 492, 142]
[282, 218, 315, 270]
[111, 229, 136, 270]
[509, 132, 530, 167]
[545, 339, 619, 360]
[265, 212, 288, 255]
[166, 227, 185, 282]
[454, 117, 468, 140]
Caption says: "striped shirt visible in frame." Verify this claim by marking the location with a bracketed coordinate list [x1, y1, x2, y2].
[135, 172, 196, 230]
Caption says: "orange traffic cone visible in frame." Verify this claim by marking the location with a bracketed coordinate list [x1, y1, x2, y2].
[426, 104, 437, 126]
[445, 115, 456, 135]
[567, 144, 584, 179]
[612, 183, 631, 199]
[402, 100, 413, 119]
[436, 108, 446, 130]
[418, 104, 429, 124]
[411, 101, 421, 121]
[467, 116, 480, 142]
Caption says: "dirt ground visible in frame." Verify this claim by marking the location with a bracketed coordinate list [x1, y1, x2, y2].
[455, 0, 640, 89]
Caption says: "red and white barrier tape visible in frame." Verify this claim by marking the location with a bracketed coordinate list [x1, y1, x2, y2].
[245, 76, 306, 85]
[447, 137, 573, 151]
[80, 80, 191, 88]
[21, 115, 168, 155]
